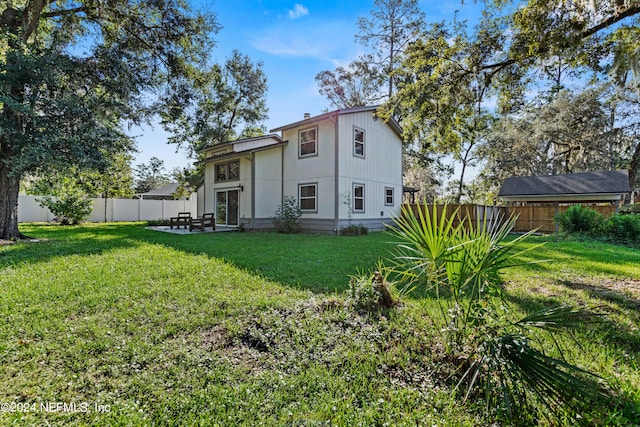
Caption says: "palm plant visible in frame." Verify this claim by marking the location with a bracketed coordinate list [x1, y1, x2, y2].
[385, 202, 609, 421]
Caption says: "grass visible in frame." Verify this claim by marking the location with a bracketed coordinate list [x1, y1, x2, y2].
[0, 223, 639, 425]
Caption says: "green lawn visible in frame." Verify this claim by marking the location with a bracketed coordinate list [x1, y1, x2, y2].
[1, 223, 639, 425]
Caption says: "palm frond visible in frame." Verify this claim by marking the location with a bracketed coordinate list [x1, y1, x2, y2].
[462, 333, 609, 418]
[516, 304, 606, 332]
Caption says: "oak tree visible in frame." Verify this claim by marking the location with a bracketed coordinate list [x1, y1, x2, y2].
[0, 0, 218, 238]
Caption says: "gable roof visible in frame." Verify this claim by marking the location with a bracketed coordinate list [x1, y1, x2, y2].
[270, 105, 403, 140]
[498, 170, 630, 202]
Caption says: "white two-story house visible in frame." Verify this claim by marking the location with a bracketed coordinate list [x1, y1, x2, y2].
[197, 105, 404, 233]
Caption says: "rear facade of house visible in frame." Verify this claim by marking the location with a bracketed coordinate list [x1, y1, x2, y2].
[198, 106, 403, 233]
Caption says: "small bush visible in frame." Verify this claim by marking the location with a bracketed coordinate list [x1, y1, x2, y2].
[604, 214, 640, 244]
[340, 224, 368, 236]
[38, 194, 93, 225]
[618, 203, 640, 215]
[555, 205, 604, 235]
[272, 195, 302, 233]
[349, 270, 395, 310]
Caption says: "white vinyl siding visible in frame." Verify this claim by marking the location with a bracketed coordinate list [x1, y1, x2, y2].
[282, 120, 336, 220]
[337, 111, 403, 222]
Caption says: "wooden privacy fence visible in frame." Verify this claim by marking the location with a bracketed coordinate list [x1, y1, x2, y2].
[401, 204, 503, 230]
[503, 205, 618, 233]
[402, 204, 619, 233]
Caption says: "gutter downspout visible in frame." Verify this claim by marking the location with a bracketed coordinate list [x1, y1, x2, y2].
[332, 113, 339, 234]
[251, 152, 256, 229]
[281, 145, 285, 207]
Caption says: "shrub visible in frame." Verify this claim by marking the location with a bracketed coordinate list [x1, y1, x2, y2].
[386, 203, 608, 420]
[272, 195, 302, 233]
[37, 194, 93, 225]
[340, 224, 368, 236]
[618, 203, 640, 215]
[349, 269, 395, 310]
[604, 214, 640, 244]
[554, 205, 604, 235]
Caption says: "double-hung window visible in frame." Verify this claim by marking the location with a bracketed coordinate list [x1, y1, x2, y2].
[353, 127, 365, 158]
[299, 183, 317, 212]
[353, 183, 365, 213]
[299, 127, 317, 157]
[385, 187, 394, 206]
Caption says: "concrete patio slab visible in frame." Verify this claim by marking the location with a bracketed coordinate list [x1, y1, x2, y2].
[146, 226, 235, 235]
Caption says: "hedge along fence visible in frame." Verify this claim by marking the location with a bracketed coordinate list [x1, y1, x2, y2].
[402, 204, 619, 234]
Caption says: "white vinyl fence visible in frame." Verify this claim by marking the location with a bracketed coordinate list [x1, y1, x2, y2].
[18, 195, 197, 223]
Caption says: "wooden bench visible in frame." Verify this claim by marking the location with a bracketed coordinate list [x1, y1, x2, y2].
[169, 212, 191, 229]
[189, 213, 215, 232]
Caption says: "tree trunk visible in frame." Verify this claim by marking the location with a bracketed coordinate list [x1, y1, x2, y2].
[0, 162, 24, 240]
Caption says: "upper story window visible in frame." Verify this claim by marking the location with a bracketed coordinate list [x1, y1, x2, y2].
[299, 127, 317, 157]
[215, 160, 240, 182]
[353, 127, 365, 158]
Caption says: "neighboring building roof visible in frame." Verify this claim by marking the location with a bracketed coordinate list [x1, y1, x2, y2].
[270, 105, 403, 140]
[498, 170, 630, 203]
[138, 182, 189, 199]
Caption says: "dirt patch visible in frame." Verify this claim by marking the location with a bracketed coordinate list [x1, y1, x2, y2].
[199, 298, 438, 384]
[558, 277, 640, 309]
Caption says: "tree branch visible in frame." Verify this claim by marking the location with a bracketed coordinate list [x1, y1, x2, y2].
[41, 6, 87, 18]
[479, 5, 640, 73]
[582, 5, 640, 39]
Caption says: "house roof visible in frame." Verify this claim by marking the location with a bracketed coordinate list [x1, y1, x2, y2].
[270, 105, 403, 140]
[199, 134, 282, 154]
[498, 170, 630, 202]
[197, 134, 286, 165]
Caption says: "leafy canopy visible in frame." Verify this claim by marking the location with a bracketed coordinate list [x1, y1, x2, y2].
[0, 0, 219, 238]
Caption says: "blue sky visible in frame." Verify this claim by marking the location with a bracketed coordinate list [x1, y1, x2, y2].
[134, 0, 483, 172]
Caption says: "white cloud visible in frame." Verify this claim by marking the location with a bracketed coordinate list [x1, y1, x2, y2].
[250, 20, 357, 61]
[288, 4, 309, 19]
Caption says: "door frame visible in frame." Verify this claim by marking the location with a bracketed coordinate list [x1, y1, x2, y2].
[215, 189, 240, 226]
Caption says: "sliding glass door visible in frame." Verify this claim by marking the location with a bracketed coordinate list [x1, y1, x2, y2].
[215, 190, 239, 226]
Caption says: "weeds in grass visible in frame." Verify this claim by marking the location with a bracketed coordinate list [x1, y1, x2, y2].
[349, 265, 396, 310]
